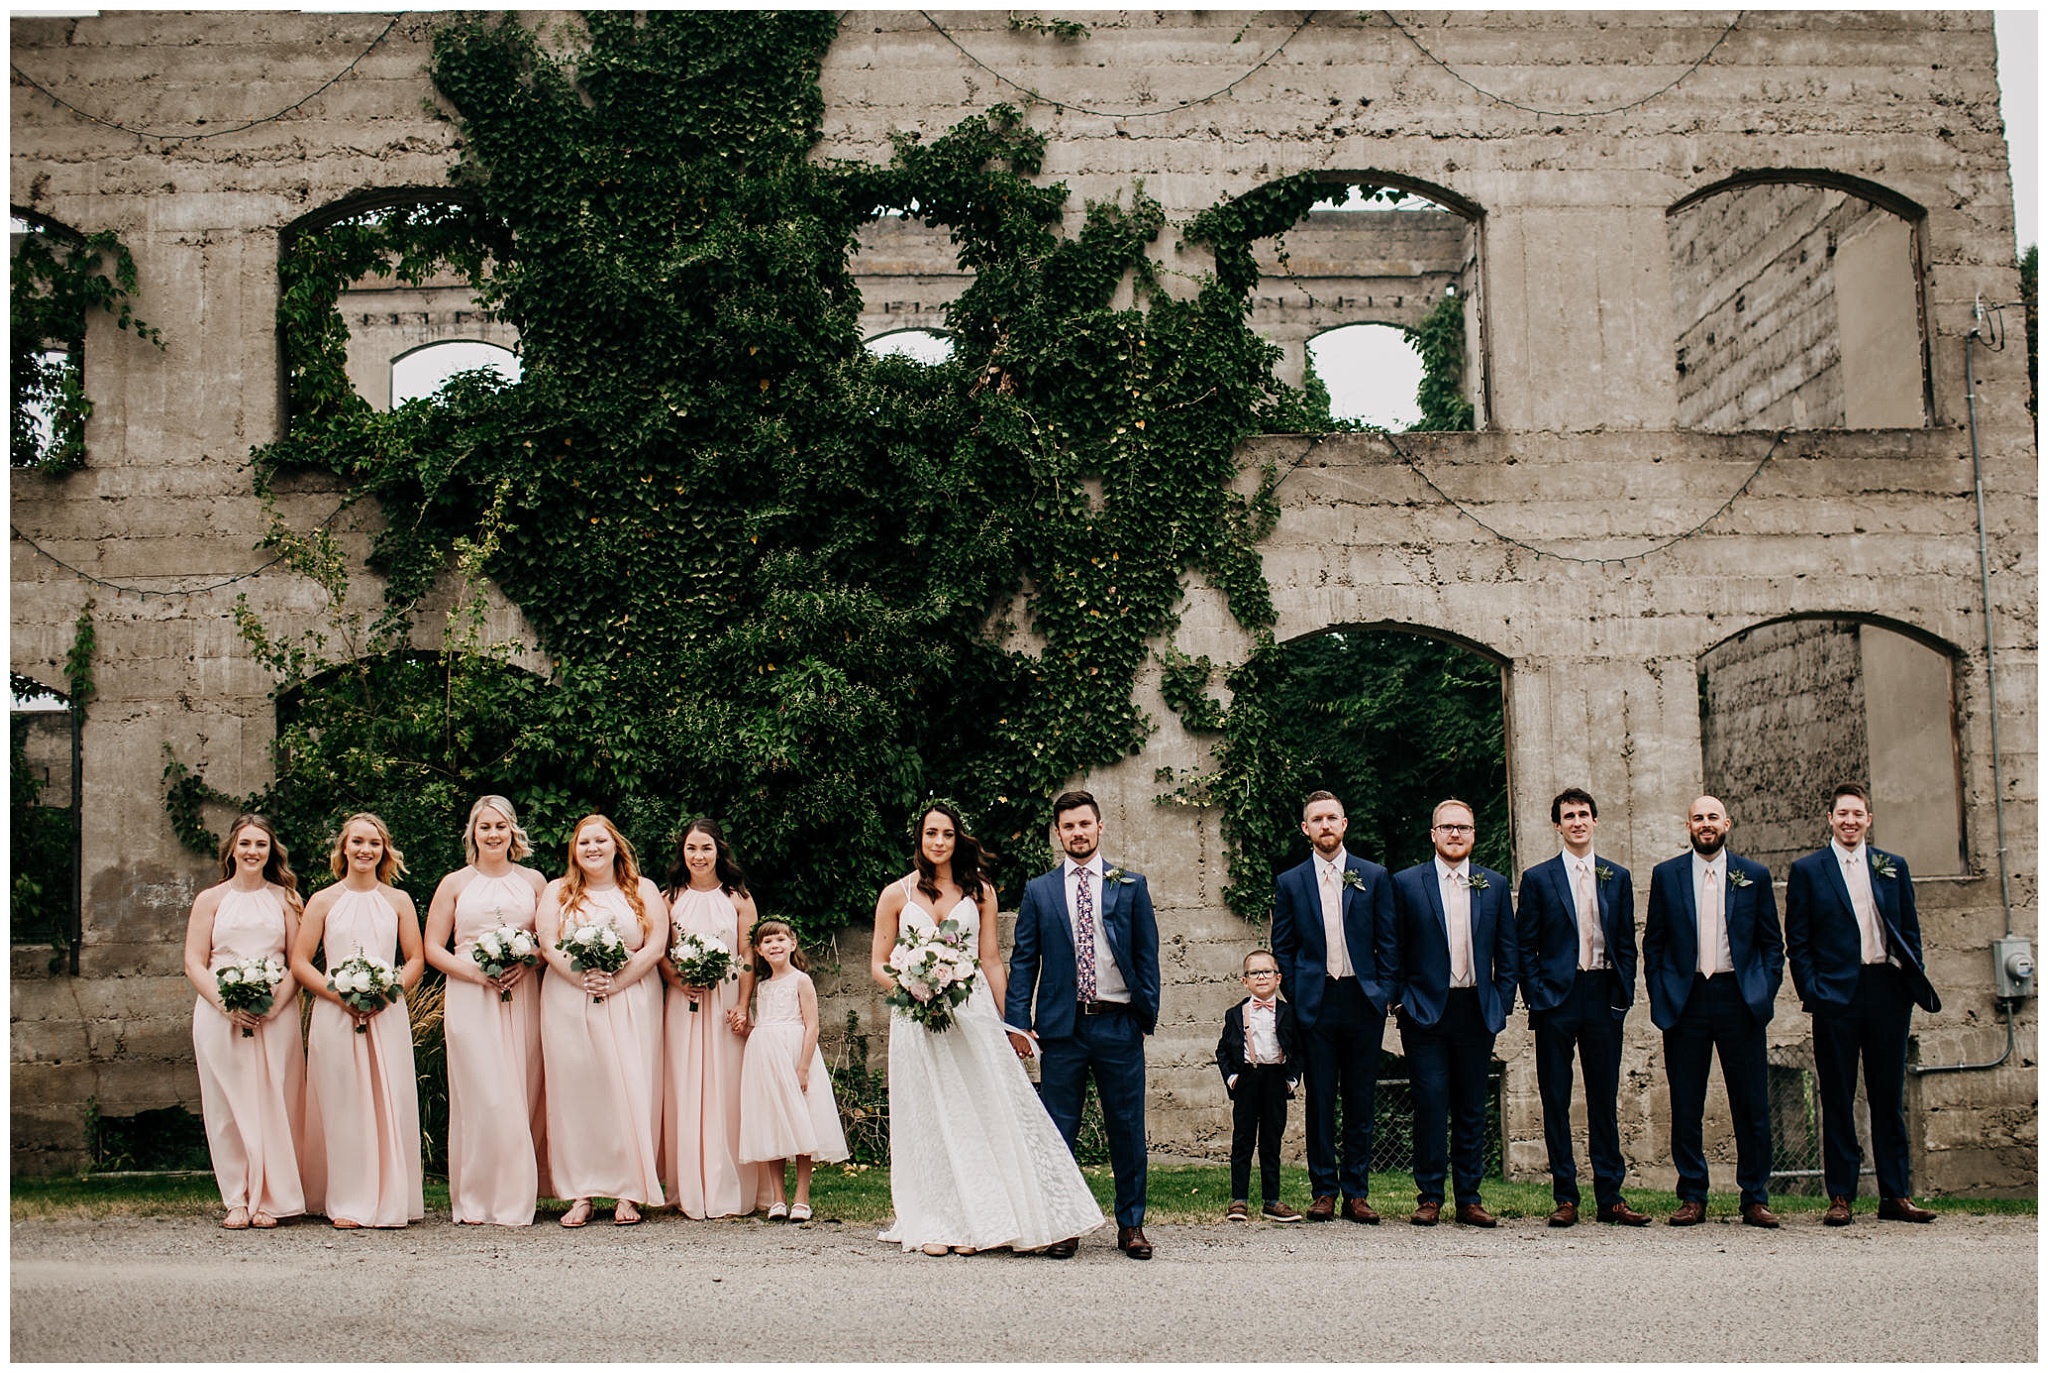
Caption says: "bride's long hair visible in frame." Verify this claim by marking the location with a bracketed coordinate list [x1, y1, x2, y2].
[911, 800, 991, 904]
[557, 813, 654, 941]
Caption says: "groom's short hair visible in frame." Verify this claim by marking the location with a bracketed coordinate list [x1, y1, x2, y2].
[1302, 789, 1344, 818]
[1051, 790, 1100, 823]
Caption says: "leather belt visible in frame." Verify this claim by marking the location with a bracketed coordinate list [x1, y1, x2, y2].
[1078, 999, 1127, 1015]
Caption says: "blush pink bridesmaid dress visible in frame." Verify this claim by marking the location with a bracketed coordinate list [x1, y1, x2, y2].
[445, 871, 551, 1224]
[660, 886, 773, 1217]
[300, 886, 425, 1227]
[191, 886, 308, 1220]
[540, 886, 666, 1205]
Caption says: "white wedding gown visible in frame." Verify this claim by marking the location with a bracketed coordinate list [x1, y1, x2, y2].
[878, 878, 1105, 1252]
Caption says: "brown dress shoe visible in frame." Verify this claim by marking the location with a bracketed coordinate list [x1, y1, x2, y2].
[1410, 1200, 1442, 1226]
[1740, 1202, 1781, 1229]
[1546, 1200, 1578, 1228]
[1043, 1235, 1079, 1258]
[1878, 1196, 1936, 1223]
[1306, 1195, 1337, 1222]
[1341, 1197, 1381, 1224]
[1667, 1200, 1707, 1226]
[1226, 1200, 1250, 1222]
[1454, 1202, 1498, 1228]
[1261, 1201, 1303, 1222]
[1823, 1195, 1854, 1226]
[1596, 1200, 1651, 1226]
[1116, 1225, 1153, 1259]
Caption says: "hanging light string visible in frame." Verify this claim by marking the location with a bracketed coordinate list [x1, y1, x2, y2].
[1382, 10, 1743, 119]
[11, 14, 405, 143]
[918, 11, 1317, 119]
[1271, 427, 1789, 567]
[10, 497, 353, 601]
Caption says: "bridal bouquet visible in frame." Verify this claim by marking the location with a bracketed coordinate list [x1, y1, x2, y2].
[216, 957, 286, 1037]
[558, 921, 630, 1003]
[668, 929, 737, 1012]
[472, 925, 540, 1002]
[883, 920, 980, 1033]
[327, 955, 399, 1034]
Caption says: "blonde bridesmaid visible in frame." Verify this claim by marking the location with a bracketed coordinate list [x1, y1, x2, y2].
[537, 813, 669, 1226]
[659, 818, 773, 1218]
[183, 813, 308, 1230]
[424, 796, 551, 1225]
[292, 813, 426, 1229]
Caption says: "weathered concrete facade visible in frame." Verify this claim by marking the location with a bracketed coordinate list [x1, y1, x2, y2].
[11, 12, 2034, 1193]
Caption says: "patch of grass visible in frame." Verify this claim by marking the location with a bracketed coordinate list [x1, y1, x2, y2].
[12, 1168, 2032, 1225]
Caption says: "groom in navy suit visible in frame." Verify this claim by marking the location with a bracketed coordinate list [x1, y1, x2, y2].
[1785, 782, 1941, 1226]
[1643, 794, 1784, 1228]
[1516, 787, 1649, 1227]
[1006, 789, 1161, 1259]
[1268, 789, 1398, 1222]
[1391, 798, 1518, 1227]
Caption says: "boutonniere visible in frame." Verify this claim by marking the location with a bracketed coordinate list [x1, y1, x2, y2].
[1102, 865, 1138, 886]
[1340, 869, 1366, 892]
[1726, 869, 1754, 889]
[1463, 872, 1490, 891]
[1868, 853, 1898, 880]
[1595, 863, 1616, 883]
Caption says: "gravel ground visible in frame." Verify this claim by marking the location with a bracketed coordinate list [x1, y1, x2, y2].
[12, 1211, 2036, 1362]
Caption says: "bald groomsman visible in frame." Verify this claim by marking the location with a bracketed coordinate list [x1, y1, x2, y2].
[1786, 783, 1941, 1226]
[1643, 795, 1784, 1228]
[1515, 788, 1649, 1227]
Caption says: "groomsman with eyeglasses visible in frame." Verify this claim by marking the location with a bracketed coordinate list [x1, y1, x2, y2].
[1515, 787, 1650, 1227]
[1785, 782, 1941, 1226]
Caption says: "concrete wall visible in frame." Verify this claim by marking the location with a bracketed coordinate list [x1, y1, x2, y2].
[11, 11, 2034, 1193]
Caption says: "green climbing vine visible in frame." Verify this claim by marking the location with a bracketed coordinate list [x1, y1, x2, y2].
[9, 222, 161, 472]
[1406, 290, 1477, 433]
[172, 12, 1487, 932]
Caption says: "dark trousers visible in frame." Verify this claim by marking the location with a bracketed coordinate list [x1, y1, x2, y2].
[1812, 963, 1914, 1199]
[1663, 973, 1772, 1206]
[1399, 988, 1496, 1207]
[1302, 976, 1383, 1200]
[1229, 1063, 1292, 1203]
[1038, 1004, 1148, 1227]
[1531, 970, 1627, 1207]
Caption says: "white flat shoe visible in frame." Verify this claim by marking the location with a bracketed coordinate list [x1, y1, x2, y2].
[767, 1201, 788, 1221]
[789, 1204, 813, 1223]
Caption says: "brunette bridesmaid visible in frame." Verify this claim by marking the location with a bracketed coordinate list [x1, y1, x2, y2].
[423, 795, 551, 1225]
[659, 818, 773, 1218]
[182, 813, 309, 1230]
[292, 813, 426, 1229]
[537, 813, 669, 1226]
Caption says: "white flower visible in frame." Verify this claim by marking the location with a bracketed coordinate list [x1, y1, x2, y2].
[220, 967, 243, 986]
[478, 933, 503, 959]
[509, 931, 533, 956]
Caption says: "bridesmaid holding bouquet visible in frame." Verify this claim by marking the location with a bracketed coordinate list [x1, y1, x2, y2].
[423, 795, 551, 1225]
[537, 813, 669, 1226]
[292, 813, 426, 1229]
[658, 818, 774, 1219]
[182, 813, 308, 1230]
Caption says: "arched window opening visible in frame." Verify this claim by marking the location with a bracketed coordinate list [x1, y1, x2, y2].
[1236, 176, 1484, 430]
[10, 671, 77, 963]
[390, 340, 522, 407]
[1669, 175, 1931, 431]
[1307, 322, 1427, 430]
[863, 328, 954, 366]
[1698, 617, 1963, 876]
[851, 202, 970, 353]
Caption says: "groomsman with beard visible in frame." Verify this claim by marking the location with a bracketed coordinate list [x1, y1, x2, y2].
[1643, 795, 1784, 1228]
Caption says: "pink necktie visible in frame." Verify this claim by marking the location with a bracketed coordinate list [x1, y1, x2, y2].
[1075, 867, 1097, 1001]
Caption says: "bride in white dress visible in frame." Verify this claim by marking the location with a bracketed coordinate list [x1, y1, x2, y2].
[869, 801, 1104, 1256]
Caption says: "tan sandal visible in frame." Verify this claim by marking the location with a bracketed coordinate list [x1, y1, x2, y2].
[560, 1199, 593, 1228]
[331, 1218, 360, 1230]
[250, 1211, 278, 1230]
[613, 1201, 642, 1226]
[222, 1207, 250, 1230]
[920, 1242, 950, 1256]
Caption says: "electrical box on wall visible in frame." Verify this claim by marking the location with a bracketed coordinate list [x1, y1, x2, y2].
[1991, 936, 2034, 1000]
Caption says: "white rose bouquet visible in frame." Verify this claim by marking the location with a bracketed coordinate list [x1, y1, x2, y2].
[216, 956, 287, 1037]
[326, 955, 400, 1034]
[471, 925, 540, 1003]
[883, 919, 981, 1032]
[558, 921, 630, 1003]
[668, 929, 737, 1012]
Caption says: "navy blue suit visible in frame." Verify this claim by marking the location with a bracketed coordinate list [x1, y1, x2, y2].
[1268, 851, 1398, 1201]
[1516, 852, 1637, 1208]
[1786, 845, 1939, 1200]
[1643, 850, 1783, 1206]
[1391, 860, 1517, 1207]
[1006, 859, 1159, 1227]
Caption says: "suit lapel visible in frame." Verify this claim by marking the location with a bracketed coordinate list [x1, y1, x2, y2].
[1300, 864, 1328, 959]
[1823, 852, 1857, 923]
[1042, 869, 1076, 959]
[1098, 862, 1130, 972]
[1677, 859, 1700, 968]
[1867, 850, 1899, 924]
[1425, 863, 1450, 946]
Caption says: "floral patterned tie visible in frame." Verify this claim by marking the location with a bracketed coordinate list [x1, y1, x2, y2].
[1075, 867, 1098, 1002]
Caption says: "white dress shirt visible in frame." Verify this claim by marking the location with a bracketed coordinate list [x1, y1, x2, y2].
[1436, 857, 1477, 988]
[1243, 998, 1284, 1065]
[1831, 839, 1890, 965]
[1566, 851, 1608, 971]
[1692, 850, 1734, 976]
[1063, 853, 1129, 1003]
[1315, 852, 1354, 980]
